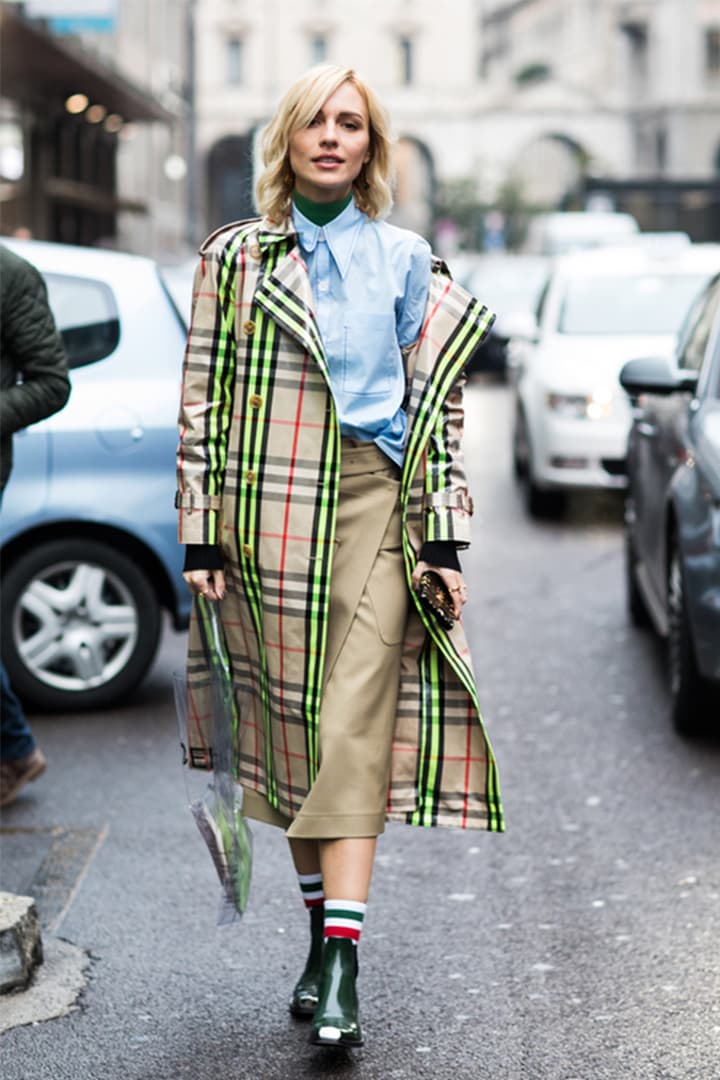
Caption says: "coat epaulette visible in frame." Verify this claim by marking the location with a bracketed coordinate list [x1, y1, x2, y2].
[198, 217, 263, 255]
[431, 254, 452, 279]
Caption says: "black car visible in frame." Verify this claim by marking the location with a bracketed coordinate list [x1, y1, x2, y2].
[620, 272, 720, 734]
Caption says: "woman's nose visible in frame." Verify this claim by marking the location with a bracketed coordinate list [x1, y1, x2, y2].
[319, 123, 338, 145]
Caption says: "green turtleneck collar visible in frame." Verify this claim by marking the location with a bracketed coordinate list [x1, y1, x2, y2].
[293, 190, 353, 226]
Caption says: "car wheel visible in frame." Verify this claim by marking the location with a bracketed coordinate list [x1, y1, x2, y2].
[667, 540, 713, 736]
[526, 478, 566, 520]
[1, 538, 162, 711]
[624, 510, 651, 629]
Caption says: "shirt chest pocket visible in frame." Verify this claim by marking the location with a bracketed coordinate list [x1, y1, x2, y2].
[342, 311, 399, 397]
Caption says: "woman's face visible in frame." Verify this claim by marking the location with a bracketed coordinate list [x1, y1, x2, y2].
[289, 81, 371, 203]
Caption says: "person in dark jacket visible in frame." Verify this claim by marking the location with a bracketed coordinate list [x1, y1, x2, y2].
[0, 243, 71, 807]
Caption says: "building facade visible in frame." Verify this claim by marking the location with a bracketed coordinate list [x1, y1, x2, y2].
[0, 0, 191, 256]
[194, 0, 484, 238]
[480, 0, 720, 181]
[194, 0, 720, 244]
[479, 0, 720, 237]
[85, 0, 193, 255]
[4, 0, 719, 250]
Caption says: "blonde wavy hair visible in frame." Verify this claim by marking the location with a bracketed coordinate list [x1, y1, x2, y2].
[256, 65, 394, 222]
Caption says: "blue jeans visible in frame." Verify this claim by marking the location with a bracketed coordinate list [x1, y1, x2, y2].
[0, 662, 35, 761]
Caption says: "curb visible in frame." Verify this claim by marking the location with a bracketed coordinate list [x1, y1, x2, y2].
[0, 892, 43, 994]
[0, 937, 90, 1034]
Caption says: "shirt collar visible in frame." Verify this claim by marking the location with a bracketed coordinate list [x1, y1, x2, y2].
[291, 199, 364, 279]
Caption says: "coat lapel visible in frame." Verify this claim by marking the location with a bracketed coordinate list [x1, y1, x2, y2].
[402, 268, 494, 498]
[253, 242, 331, 384]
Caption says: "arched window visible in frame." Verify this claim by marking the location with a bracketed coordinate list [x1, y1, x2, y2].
[511, 133, 588, 208]
[393, 136, 434, 236]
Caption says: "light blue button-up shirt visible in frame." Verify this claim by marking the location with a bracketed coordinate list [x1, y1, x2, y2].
[291, 199, 431, 466]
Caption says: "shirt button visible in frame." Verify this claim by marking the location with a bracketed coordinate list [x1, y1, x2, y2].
[317, 281, 328, 293]
[249, 394, 263, 409]
[245, 470, 256, 485]
[248, 244, 261, 259]
[243, 320, 256, 335]
[242, 544, 252, 559]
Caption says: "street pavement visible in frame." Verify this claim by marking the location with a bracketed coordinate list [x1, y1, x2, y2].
[1, 379, 719, 1080]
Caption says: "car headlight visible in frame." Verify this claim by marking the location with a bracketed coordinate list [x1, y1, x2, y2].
[545, 388, 614, 420]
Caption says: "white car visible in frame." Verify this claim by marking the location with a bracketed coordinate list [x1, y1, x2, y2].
[522, 211, 639, 256]
[511, 243, 720, 516]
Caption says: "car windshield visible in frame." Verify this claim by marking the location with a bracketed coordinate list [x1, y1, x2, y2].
[558, 272, 710, 335]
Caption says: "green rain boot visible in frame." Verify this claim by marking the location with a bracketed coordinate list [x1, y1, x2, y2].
[310, 937, 364, 1048]
[289, 905, 324, 1018]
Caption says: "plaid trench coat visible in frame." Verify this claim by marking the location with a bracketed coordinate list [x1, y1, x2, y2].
[177, 214, 504, 832]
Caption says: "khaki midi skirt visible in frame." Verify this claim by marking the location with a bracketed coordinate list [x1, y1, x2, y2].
[242, 439, 409, 839]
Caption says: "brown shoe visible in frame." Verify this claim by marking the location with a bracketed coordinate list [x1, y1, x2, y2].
[0, 748, 47, 808]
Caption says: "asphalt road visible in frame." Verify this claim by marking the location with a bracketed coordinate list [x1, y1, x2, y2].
[2, 379, 719, 1080]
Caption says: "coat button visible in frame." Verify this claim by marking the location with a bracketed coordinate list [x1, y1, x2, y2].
[245, 470, 256, 485]
[249, 244, 261, 259]
[249, 394, 263, 409]
[243, 319, 256, 335]
[242, 544, 252, 559]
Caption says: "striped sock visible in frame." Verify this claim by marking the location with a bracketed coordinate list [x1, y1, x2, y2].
[324, 899, 366, 944]
[297, 872, 324, 910]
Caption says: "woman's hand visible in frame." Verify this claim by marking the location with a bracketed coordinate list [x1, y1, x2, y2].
[411, 560, 467, 620]
[182, 569, 226, 602]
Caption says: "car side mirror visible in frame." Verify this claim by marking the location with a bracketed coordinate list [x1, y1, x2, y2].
[619, 357, 699, 397]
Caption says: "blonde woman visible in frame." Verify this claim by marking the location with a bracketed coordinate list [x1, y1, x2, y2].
[177, 64, 503, 1049]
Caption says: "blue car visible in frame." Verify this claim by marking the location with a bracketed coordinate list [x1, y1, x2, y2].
[0, 239, 192, 710]
[620, 272, 720, 734]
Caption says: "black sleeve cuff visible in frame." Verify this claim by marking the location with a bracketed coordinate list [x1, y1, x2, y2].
[419, 540, 461, 572]
[183, 544, 224, 572]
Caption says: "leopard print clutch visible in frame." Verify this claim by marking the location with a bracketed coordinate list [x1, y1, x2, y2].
[417, 570, 455, 631]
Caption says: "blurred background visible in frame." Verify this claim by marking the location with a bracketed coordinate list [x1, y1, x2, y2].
[3, 7, 720, 1074]
[2, 0, 720, 258]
